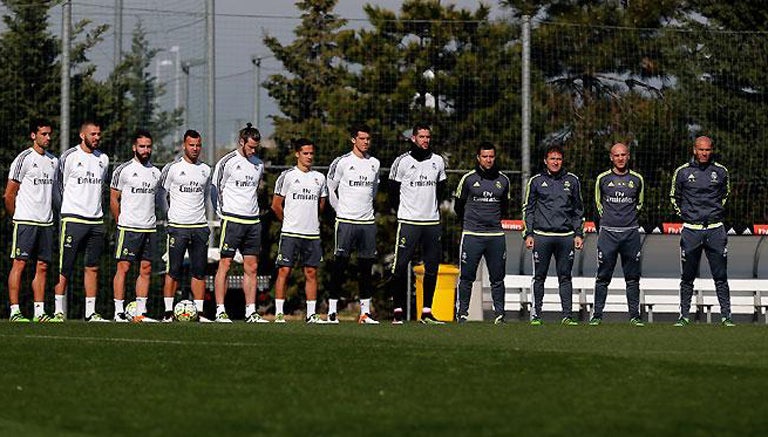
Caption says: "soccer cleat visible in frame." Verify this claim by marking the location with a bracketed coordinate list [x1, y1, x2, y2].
[326, 313, 340, 324]
[215, 312, 233, 323]
[162, 311, 174, 323]
[52, 312, 65, 322]
[86, 313, 109, 323]
[198, 315, 214, 323]
[392, 310, 404, 325]
[306, 313, 325, 324]
[589, 317, 602, 326]
[457, 314, 468, 324]
[420, 312, 445, 325]
[530, 316, 542, 326]
[245, 312, 269, 324]
[493, 314, 505, 325]
[113, 312, 130, 323]
[358, 313, 379, 325]
[10, 311, 30, 323]
[560, 316, 578, 326]
[629, 317, 645, 327]
[721, 317, 736, 327]
[133, 315, 159, 323]
[673, 317, 690, 327]
[33, 313, 56, 323]
[274, 313, 286, 324]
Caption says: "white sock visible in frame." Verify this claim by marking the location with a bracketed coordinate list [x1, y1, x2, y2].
[34, 302, 44, 318]
[275, 299, 285, 315]
[55, 295, 64, 314]
[422, 307, 432, 315]
[360, 298, 371, 316]
[164, 297, 174, 312]
[10, 304, 20, 314]
[306, 300, 316, 317]
[328, 298, 338, 315]
[137, 297, 147, 315]
[85, 297, 96, 318]
[216, 304, 226, 315]
[245, 304, 256, 317]
[114, 299, 124, 314]
[194, 299, 204, 313]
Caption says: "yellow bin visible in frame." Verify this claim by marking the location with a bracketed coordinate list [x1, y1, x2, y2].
[414, 263, 459, 322]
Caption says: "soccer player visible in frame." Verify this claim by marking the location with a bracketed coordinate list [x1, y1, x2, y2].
[590, 143, 645, 327]
[388, 123, 447, 325]
[325, 124, 380, 324]
[53, 120, 110, 322]
[4, 119, 58, 322]
[454, 142, 510, 324]
[271, 138, 328, 324]
[158, 130, 212, 323]
[522, 145, 584, 326]
[670, 136, 734, 327]
[210, 123, 266, 323]
[110, 130, 162, 322]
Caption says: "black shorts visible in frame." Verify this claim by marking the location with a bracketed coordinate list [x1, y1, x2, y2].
[276, 234, 322, 267]
[59, 219, 105, 280]
[334, 220, 376, 259]
[219, 218, 261, 258]
[167, 225, 210, 280]
[10, 222, 54, 263]
[115, 228, 156, 262]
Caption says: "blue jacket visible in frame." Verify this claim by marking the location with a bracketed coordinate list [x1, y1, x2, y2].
[522, 169, 584, 238]
[670, 159, 729, 225]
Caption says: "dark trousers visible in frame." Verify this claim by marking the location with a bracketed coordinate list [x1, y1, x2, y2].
[679, 226, 730, 319]
[457, 233, 506, 317]
[532, 234, 574, 318]
[390, 223, 441, 312]
[593, 228, 641, 319]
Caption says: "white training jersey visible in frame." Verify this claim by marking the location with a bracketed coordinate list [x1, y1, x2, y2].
[389, 151, 446, 223]
[274, 166, 328, 237]
[8, 147, 58, 224]
[111, 159, 161, 230]
[159, 157, 211, 226]
[327, 152, 379, 222]
[57, 145, 109, 220]
[212, 149, 264, 220]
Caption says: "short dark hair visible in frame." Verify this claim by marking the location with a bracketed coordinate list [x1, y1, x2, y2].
[476, 142, 496, 155]
[293, 137, 314, 152]
[183, 130, 201, 141]
[133, 129, 152, 143]
[544, 144, 564, 158]
[412, 123, 431, 136]
[80, 120, 100, 132]
[239, 123, 261, 143]
[29, 118, 53, 135]
[350, 124, 371, 138]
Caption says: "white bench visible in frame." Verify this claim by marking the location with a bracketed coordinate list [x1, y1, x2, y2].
[493, 275, 768, 323]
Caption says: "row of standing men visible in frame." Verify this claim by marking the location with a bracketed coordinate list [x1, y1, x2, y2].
[5, 120, 733, 326]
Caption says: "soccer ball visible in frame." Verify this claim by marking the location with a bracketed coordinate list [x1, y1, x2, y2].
[173, 300, 198, 322]
[125, 301, 138, 320]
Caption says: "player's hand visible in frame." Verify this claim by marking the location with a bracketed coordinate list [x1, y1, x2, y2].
[574, 236, 584, 250]
[525, 236, 534, 250]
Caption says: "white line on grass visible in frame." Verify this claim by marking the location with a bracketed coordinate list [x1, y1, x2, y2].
[0, 334, 257, 347]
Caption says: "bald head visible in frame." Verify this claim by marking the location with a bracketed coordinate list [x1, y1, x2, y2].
[609, 142, 630, 173]
[693, 136, 714, 164]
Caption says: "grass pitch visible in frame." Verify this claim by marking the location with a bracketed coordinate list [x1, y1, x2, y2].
[1, 321, 767, 436]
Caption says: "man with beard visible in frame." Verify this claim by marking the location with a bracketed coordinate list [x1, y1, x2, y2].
[110, 130, 162, 322]
[53, 120, 110, 322]
[454, 142, 510, 324]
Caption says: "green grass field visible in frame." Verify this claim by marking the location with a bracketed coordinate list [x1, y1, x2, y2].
[1, 321, 767, 436]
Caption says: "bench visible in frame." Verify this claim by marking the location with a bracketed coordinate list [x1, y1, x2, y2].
[493, 274, 768, 324]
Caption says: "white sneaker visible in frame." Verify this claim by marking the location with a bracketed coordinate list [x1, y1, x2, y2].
[306, 314, 326, 324]
[274, 313, 286, 324]
[215, 312, 233, 323]
[86, 313, 110, 323]
[326, 313, 340, 324]
[113, 312, 130, 323]
[198, 315, 214, 323]
[245, 313, 269, 324]
[358, 313, 380, 325]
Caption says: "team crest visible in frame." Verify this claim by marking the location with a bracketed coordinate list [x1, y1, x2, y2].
[710, 171, 718, 182]
[495, 181, 502, 189]
[628, 180, 635, 188]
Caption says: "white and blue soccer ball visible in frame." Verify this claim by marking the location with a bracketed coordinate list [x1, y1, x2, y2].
[173, 299, 198, 322]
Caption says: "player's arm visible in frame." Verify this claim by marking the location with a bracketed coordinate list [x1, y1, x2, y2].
[271, 194, 285, 221]
[110, 188, 121, 223]
[3, 179, 20, 217]
[318, 196, 326, 215]
[453, 176, 468, 224]
[571, 176, 585, 237]
[669, 167, 683, 217]
[522, 177, 536, 239]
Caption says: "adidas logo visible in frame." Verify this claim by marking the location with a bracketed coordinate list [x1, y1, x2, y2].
[541, 181, 548, 187]
[132, 172, 138, 178]
[236, 165, 241, 170]
[180, 171, 186, 176]
[410, 165, 417, 170]
[608, 181, 615, 187]
[33, 163, 38, 168]
[473, 181, 480, 187]
[77, 162, 83, 167]
[295, 179, 300, 184]
[349, 166, 355, 171]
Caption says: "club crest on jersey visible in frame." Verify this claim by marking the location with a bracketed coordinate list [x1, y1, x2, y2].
[99, 161, 104, 168]
[563, 181, 571, 191]
[432, 162, 437, 170]
[314, 178, 320, 185]
[495, 181, 502, 189]
[710, 171, 718, 182]
[628, 180, 635, 188]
